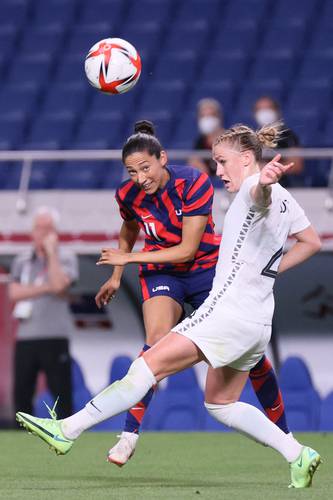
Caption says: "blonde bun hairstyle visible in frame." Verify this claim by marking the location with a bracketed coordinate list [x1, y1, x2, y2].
[214, 121, 283, 162]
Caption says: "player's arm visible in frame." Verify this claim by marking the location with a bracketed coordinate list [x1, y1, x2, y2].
[97, 215, 208, 266]
[278, 225, 322, 274]
[250, 154, 294, 208]
[8, 282, 52, 302]
[95, 219, 140, 307]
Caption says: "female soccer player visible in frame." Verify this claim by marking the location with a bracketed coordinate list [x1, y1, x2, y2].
[17, 123, 322, 488]
[95, 120, 292, 466]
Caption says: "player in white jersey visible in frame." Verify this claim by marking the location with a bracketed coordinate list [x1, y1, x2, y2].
[17, 123, 323, 488]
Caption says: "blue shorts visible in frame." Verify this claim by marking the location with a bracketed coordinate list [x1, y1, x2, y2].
[139, 266, 216, 311]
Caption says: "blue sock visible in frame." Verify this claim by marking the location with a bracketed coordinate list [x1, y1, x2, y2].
[123, 344, 156, 434]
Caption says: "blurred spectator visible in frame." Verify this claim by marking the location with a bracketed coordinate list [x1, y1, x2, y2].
[189, 98, 224, 176]
[9, 207, 79, 420]
[253, 96, 304, 187]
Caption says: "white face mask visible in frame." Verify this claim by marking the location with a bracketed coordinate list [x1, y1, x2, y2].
[198, 116, 221, 135]
[255, 109, 279, 127]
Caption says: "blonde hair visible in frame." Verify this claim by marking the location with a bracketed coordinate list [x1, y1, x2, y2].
[214, 122, 282, 161]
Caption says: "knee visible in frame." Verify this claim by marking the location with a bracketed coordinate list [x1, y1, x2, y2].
[204, 401, 237, 428]
[146, 329, 168, 346]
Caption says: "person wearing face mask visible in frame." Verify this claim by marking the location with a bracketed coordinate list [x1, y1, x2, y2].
[253, 96, 304, 187]
[189, 98, 224, 176]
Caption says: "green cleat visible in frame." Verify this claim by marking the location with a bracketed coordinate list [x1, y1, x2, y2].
[289, 446, 322, 488]
[16, 399, 74, 456]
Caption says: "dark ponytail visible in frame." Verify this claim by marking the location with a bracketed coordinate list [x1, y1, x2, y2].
[122, 120, 163, 162]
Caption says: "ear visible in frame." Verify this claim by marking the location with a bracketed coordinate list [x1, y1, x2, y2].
[160, 150, 168, 167]
[241, 150, 253, 168]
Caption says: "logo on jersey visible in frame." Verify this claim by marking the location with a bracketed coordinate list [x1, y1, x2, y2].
[175, 209, 182, 216]
[280, 200, 289, 213]
[152, 285, 170, 292]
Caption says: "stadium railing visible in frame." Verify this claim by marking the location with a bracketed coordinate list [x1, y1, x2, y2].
[0, 148, 332, 213]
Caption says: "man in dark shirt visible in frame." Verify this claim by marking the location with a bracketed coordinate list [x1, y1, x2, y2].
[253, 96, 304, 187]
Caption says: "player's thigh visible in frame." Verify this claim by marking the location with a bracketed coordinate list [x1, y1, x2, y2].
[204, 366, 249, 404]
[143, 331, 204, 381]
[143, 295, 183, 345]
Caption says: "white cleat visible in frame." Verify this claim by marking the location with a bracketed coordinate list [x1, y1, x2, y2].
[107, 431, 139, 467]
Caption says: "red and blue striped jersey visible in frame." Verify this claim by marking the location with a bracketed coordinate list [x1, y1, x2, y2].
[115, 165, 221, 273]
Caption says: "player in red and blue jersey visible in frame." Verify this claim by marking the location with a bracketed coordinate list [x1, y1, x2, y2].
[95, 120, 291, 466]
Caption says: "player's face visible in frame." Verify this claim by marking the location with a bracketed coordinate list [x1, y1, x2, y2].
[213, 143, 245, 193]
[125, 150, 168, 194]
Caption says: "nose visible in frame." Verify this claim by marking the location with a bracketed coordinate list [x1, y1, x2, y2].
[216, 163, 224, 177]
[137, 172, 147, 185]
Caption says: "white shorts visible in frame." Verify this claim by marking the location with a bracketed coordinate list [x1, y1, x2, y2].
[173, 302, 271, 371]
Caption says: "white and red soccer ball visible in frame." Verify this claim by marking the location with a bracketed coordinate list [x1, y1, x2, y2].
[84, 38, 141, 94]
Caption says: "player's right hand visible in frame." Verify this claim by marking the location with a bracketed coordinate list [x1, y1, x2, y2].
[95, 277, 120, 309]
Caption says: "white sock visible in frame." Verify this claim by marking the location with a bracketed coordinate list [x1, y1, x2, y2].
[62, 358, 156, 440]
[205, 402, 302, 463]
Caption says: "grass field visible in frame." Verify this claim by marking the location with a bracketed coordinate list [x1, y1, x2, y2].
[0, 431, 331, 500]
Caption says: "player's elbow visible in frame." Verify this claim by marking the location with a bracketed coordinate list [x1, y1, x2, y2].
[311, 235, 322, 254]
[178, 246, 197, 263]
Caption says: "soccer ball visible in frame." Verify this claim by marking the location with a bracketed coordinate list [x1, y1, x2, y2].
[84, 38, 141, 94]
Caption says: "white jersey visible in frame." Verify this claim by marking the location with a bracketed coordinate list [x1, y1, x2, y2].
[208, 173, 310, 324]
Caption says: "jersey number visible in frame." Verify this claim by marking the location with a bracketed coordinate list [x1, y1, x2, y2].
[261, 247, 283, 279]
[144, 222, 162, 241]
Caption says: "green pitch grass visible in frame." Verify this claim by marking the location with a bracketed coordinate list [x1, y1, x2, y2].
[0, 431, 331, 500]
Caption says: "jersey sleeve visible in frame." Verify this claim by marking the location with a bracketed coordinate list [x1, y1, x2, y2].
[183, 172, 214, 216]
[115, 189, 135, 221]
[288, 195, 310, 235]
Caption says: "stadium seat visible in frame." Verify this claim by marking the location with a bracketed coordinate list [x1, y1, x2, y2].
[32, 0, 78, 25]
[19, 22, 67, 57]
[213, 22, 259, 52]
[286, 78, 331, 113]
[54, 52, 87, 85]
[152, 50, 198, 83]
[101, 162, 124, 189]
[0, 112, 27, 150]
[298, 49, 333, 79]
[7, 53, 54, 87]
[137, 80, 186, 115]
[29, 162, 59, 189]
[272, 0, 317, 23]
[250, 49, 297, 81]
[41, 82, 88, 116]
[200, 50, 249, 84]
[279, 357, 321, 431]
[174, 0, 221, 24]
[235, 78, 286, 117]
[319, 391, 333, 431]
[75, 112, 125, 148]
[26, 111, 77, 148]
[163, 21, 209, 53]
[144, 368, 204, 431]
[222, 0, 271, 23]
[0, 163, 22, 189]
[78, 0, 126, 25]
[0, 82, 41, 118]
[124, 0, 172, 25]
[52, 161, 105, 189]
[187, 79, 237, 122]
[169, 111, 197, 149]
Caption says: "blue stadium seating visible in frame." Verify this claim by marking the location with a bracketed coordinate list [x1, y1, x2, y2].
[319, 391, 333, 431]
[279, 357, 321, 431]
[144, 368, 205, 431]
[0, 0, 331, 188]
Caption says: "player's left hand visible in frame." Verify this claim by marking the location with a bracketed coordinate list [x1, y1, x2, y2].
[96, 248, 130, 266]
[260, 154, 294, 186]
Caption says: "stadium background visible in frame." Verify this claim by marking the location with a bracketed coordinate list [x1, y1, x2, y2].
[0, 0, 332, 435]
